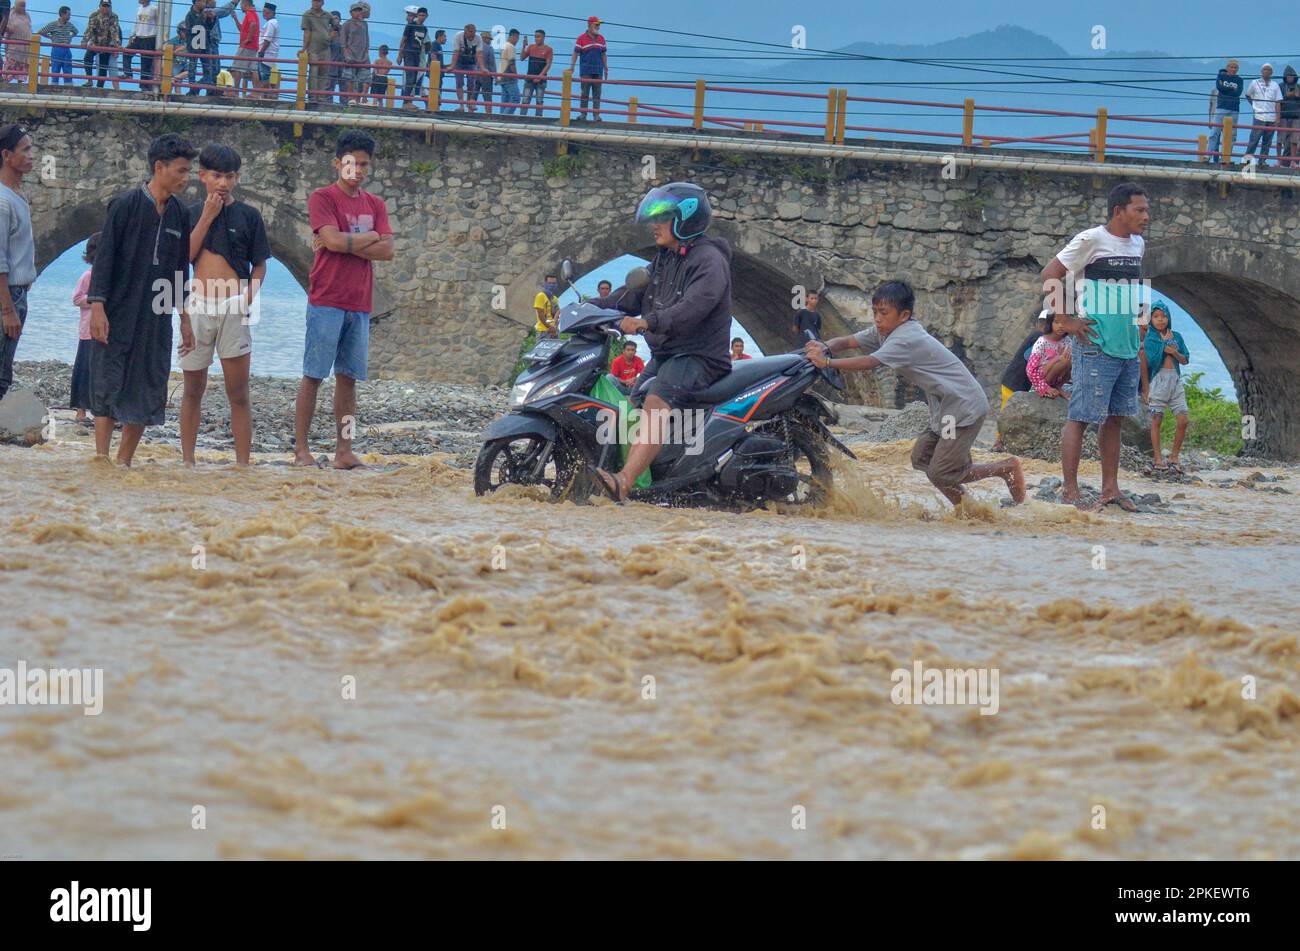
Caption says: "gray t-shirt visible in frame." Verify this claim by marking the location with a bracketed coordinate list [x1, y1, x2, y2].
[341, 19, 369, 64]
[854, 319, 989, 432]
[0, 182, 37, 288]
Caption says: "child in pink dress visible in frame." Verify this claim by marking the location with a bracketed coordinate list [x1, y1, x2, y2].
[1026, 313, 1073, 398]
[70, 233, 100, 424]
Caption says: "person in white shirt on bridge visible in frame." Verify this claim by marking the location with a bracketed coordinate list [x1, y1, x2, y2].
[1244, 64, 1282, 168]
[256, 2, 278, 99]
[124, 0, 158, 89]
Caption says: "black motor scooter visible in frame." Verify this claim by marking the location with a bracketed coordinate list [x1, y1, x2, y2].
[474, 261, 854, 506]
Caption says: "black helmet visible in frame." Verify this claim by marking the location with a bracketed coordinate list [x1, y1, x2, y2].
[635, 182, 712, 241]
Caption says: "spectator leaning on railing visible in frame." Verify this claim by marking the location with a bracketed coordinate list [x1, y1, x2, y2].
[1244, 63, 1281, 168]
[176, 0, 209, 94]
[256, 3, 278, 99]
[37, 6, 79, 86]
[2, 0, 32, 83]
[203, 0, 236, 84]
[449, 23, 483, 113]
[325, 10, 342, 103]
[571, 15, 607, 122]
[0, 0, 9, 75]
[300, 0, 331, 102]
[339, 2, 369, 104]
[230, 0, 259, 98]
[1279, 66, 1300, 168]
[124, 0, 159, 89]
[1208, 58, 1243, 161]
[368, 42, 388, 105]
[397, 5, 424, 103]
[520, 29, 552, 117]
[499, 28, 521, 114]
[476, 23, 495, 114]
[84, 0, 121, 89]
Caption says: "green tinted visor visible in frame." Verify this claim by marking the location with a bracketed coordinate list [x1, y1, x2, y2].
[635, 187, 683, 224]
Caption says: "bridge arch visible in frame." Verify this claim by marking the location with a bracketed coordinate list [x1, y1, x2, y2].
[1143, 235, 1300, 459]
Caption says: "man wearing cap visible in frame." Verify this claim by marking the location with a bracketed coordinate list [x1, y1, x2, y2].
[1244, 63, 1281, 168]
[339, 2, 370, 103]
[83, 0, 121, 89]
[256, 3, 278, 99]
[397, 6, 423, 105]
[300, 0, 332, 102]
[570, 16, 608, 122]
[1208, 59, 1244, 162]
[499, 28, 521, 114]
[0, 124, 35, 403]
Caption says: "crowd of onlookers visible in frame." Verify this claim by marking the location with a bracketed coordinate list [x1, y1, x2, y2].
[3, 7, 1297, 164]
[1209, 59, 1300, 167]
[997, 300, 1192, 472]
[0, 2, 612, 117]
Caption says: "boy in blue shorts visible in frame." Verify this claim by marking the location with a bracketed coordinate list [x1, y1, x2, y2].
[294, 129, 394, 469]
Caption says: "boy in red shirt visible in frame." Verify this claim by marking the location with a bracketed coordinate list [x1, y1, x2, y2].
[609, 339, 643, 385]
[294, 130, 395, 469]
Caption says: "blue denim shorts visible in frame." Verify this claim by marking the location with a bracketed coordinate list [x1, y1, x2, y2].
[303, 305, 369, 381]
[1067, 345, 1139, 424]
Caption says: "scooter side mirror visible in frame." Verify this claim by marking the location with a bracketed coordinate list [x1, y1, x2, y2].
[560, 260, 575, 283]
[625, 267, 650, 291]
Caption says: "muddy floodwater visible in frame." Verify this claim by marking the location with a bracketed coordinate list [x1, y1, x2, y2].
[2, 432, 1297, 860]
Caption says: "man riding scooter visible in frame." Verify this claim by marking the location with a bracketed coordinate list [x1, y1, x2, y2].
[587, 182, 733, 502]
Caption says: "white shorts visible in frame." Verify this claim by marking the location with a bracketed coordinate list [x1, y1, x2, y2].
[180, 295, 252, 371]
[1146, 367, 1188, 416]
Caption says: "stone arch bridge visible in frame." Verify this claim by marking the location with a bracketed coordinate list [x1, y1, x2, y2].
[14, 106, 1300, 458]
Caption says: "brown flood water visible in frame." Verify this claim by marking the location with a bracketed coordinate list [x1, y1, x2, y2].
[1, 432, 1297, 859]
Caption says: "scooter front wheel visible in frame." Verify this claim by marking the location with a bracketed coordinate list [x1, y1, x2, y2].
[474, 433, 593, 503]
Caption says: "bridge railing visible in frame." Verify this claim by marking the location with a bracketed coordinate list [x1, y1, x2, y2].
[4, 35, 1294, 168]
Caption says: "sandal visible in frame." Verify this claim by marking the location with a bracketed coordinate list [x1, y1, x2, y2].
[1100, 495, 1139, 513]
[590, 467, 627, 504]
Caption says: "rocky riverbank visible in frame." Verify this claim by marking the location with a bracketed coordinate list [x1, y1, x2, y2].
[12, 360, 509, 465]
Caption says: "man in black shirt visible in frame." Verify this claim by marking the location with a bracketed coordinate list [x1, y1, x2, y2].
[398, 5, 429, 103]
[88, 134, 195, 466]
[180, 143, 269, 466]
[791, 289, 822, 340]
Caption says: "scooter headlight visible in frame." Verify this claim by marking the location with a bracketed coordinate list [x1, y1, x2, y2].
[527, 375, 579, 404]
[509, 380, 538, 407]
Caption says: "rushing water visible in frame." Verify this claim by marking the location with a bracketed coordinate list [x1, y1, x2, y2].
[1, 427, 1295, 859]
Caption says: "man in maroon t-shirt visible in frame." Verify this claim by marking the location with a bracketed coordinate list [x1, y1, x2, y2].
[294, 129, 394, 470]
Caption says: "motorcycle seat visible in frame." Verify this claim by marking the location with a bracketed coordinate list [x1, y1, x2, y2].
[691, 355, 804, 404]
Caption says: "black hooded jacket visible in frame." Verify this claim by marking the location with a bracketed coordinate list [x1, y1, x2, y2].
[591, 235, 733, 372]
